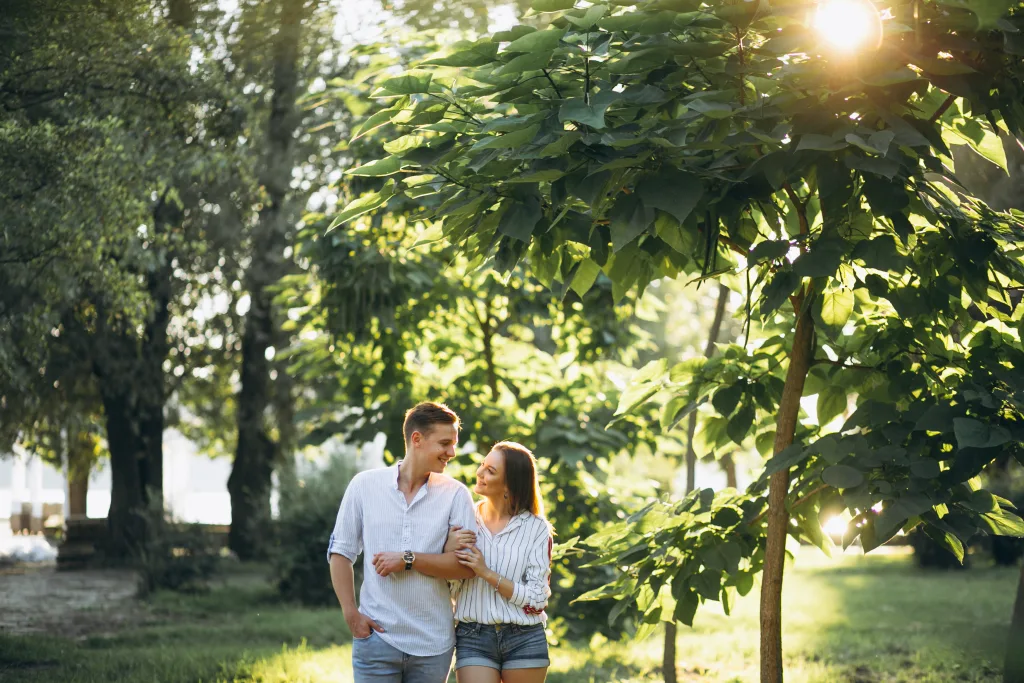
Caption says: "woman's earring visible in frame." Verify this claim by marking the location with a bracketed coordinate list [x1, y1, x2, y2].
[503, 491, 508, 500]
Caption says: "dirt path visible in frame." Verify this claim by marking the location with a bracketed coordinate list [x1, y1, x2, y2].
[0, 563, 142, 638]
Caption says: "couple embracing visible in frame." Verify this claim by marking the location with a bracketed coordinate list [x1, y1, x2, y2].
[328, 402, 553, 683]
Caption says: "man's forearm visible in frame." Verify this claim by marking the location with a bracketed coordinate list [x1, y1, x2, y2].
[413, 552, 475, 579]
[329, 554, 358, 613]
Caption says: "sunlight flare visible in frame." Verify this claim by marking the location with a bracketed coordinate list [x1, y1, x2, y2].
[813, 0, 883, 53]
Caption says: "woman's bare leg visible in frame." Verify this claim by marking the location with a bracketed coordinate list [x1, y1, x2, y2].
[501, 668, 548, 683]
[456, 666, 502, 683]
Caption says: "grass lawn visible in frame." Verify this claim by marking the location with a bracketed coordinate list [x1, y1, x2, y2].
[0, 549, 1016, 682]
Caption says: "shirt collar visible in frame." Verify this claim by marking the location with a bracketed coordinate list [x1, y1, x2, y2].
[393, 460, 431, 491]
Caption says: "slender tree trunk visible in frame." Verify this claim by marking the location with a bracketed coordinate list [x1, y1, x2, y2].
[722, 453, 738, 488]
[480, 301, 499, 400]
[666, 283, 731, 683]
[760, 290, 815, 683]
[229, 0, 306, 559]
[1007, 561, 1024, 683]
[663, 622, 678, 683]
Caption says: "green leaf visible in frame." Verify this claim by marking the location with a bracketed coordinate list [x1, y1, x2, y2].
[637, 171, 703, 224]
[981, 509, 1024, 537]
[796, 134, 846, 152]
[910, 459, 941, 479]
[817, 386, 847, 426]
[661, 397, 700, 431]
[326, 180, 397, 232]
[944, 121, 1009, 172]
[819, 288, 855, 328]
[570, 258, 601, 297]
[822, 465, 865, 489]
[565, 4, 609, 28]
[421, 42, 500, 67]
[615, 362, 666, 416]
[726, 403, 755, 445]
[497, 196, 543, 242]
[953, 418, 1012, 449]
[673, 589, 699, 626]
[748, 240, 790, 264]
[559, 91, 619, 129]
[793, 240, 846, 279]
[495, 50, 555, 75]
[351, 99, 407, 141]
[472, 124, 541, 151]
[915, 404, 956, 433]
[764, 443, 807, 476]
[685, 98, 733, 119]
[505, 27, 567, 53]
[539, 132, 581, 158]
[379, 73, 433, 95]
[609, 193, 655, 252]
[346, 155, 404, 177]
[712, 382, 744, 417]
[759, 270, 799, 317]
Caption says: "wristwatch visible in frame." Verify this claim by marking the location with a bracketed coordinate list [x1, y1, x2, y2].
[403, 550, 415, 571]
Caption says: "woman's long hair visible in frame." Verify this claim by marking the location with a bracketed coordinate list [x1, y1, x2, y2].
[492, 441, 545, 520]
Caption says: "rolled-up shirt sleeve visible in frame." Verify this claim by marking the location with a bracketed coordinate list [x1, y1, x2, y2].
[508, 524, 552, 611]
[326, 473, 363, 563]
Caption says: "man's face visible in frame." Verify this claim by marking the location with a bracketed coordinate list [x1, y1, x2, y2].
[413, 423, 458, 473]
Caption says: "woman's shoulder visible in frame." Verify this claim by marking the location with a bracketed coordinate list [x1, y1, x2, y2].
[525, 512, 553, 536]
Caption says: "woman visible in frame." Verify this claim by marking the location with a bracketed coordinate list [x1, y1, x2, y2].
[444, 441, 553, 683]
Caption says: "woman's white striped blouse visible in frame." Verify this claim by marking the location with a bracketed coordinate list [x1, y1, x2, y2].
[452, 502, 553, 626]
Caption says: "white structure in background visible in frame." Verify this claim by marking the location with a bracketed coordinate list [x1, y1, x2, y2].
[1, 427, 387, 530]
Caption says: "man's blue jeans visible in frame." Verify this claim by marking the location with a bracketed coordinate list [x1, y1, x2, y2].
[352, 632, 454, 683]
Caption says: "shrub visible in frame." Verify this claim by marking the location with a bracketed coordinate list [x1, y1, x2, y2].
[273, 453, 361, 605]
[136, 501, 220, 596]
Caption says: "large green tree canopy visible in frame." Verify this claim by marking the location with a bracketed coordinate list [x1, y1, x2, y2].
[329, 0, 1024, 678]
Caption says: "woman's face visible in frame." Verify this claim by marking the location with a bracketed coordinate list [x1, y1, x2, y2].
[474, 449, 507, 498]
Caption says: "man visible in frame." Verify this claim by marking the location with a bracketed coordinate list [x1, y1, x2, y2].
[328, 401, 477, 682]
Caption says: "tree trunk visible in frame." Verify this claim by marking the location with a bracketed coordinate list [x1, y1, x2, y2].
[668, 283, 731, 683]
[663, 622, 678, 683]
[760, 291, 815, 683]
[1006, 561, 1024, 683]
[100, 388, 147, 557]
[722, 453, 738, 488]
[229, 0, 306, 560]
[93, 252, 172, 560]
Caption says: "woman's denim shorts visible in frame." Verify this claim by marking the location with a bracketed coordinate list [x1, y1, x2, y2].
[454, 621, 550, 671]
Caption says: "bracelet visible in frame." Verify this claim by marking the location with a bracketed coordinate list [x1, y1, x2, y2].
[494, 576, 504, 591]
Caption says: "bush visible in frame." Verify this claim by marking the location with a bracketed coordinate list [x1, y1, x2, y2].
[273, 453, 361, 605]
[136, 502, 220, 596]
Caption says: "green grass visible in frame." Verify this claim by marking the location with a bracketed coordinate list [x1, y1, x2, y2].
[0, 549, 1016, 682]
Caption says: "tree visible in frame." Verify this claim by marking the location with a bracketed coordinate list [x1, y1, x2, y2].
[330, 0, 1024, 679]
[2, 0, 250, 557]
[227, 0, 315, 560]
